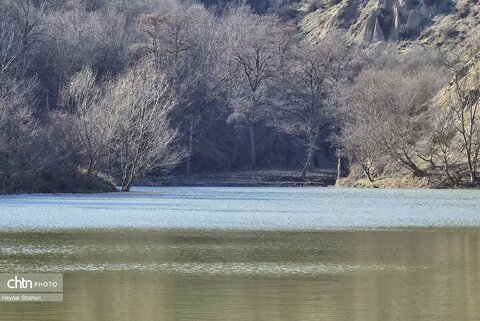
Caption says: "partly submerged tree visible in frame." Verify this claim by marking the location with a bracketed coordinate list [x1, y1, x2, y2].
[107, 61, 186, 191]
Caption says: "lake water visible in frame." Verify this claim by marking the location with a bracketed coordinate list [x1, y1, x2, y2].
[1, 187, 480, 320]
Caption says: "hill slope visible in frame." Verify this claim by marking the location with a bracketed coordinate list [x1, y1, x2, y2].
[300, 0, 479, 51]
[297, 0, 480, 187]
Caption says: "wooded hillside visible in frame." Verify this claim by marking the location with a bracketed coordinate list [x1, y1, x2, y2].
[0, 0, 479, 193]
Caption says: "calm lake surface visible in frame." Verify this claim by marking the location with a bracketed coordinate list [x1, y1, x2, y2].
[1, 187, 480, 320]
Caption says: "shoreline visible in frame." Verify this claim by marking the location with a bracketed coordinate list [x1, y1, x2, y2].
[0, 168, 336, 195]
[3, 168, 480, 195]
[137, 168, 338, 188]
[336, 175, 480, 190]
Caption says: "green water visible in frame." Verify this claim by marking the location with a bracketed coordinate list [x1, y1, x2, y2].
[0, 229, 479, 321]
[1, 187, 480, 320]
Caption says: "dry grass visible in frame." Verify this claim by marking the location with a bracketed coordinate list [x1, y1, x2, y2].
[336, 175, 432, 189]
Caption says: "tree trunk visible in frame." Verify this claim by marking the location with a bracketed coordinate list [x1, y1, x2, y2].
[248, 125, 256, 167]
[121, 164, 135, 192]
[186, 119, 194, 178]
[444, 164, 456, 186]
[186, 156, 191, 178]
[233, 135, 238, 167]
[302, 144, 314, 179]
[84, 159, 96, 186]
[336, 155, 342, 181]
[122, 173, 135, 192]
[362, 165, 374, 182]
[469, 169, 476, 184]
[302, 131, 317, 179]
[465, 148, 476, 184]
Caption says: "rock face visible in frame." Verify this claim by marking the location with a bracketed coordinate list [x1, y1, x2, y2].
[300, 0, 479, 47]
[360, 0, 449, 42]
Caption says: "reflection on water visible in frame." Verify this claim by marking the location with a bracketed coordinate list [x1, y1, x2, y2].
[0, 229, 480, 321]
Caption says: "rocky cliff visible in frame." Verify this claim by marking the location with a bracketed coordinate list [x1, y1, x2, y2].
[300, 0, 479, 51]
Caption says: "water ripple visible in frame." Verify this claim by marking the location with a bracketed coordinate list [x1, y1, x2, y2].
[0, 262, 431, 275]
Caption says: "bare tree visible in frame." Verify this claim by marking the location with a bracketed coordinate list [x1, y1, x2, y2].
[134, 5, 241, 176]
[282, 39, 349, 178]
[445, 61, 480, 184]
[107, 61, 186, 191]
[133, 7, 194, 74]
[181, 13, 236, 177]
[4, 0, 52, 56]
[429, 110, 464, 185]
[337, 49, 449, 180]
[43, 1, 98, 79]
[62, 67, 116, 181]
[227, 10, 284, 166]
[335, 121, 381, 182]
[0, 23, 40, 192]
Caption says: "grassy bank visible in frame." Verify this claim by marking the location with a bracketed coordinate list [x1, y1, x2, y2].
[335, 175, 432, 189]
[336, 171, 480, 189]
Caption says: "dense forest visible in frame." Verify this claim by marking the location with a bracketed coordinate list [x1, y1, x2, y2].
[0, 0, 479, 193]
